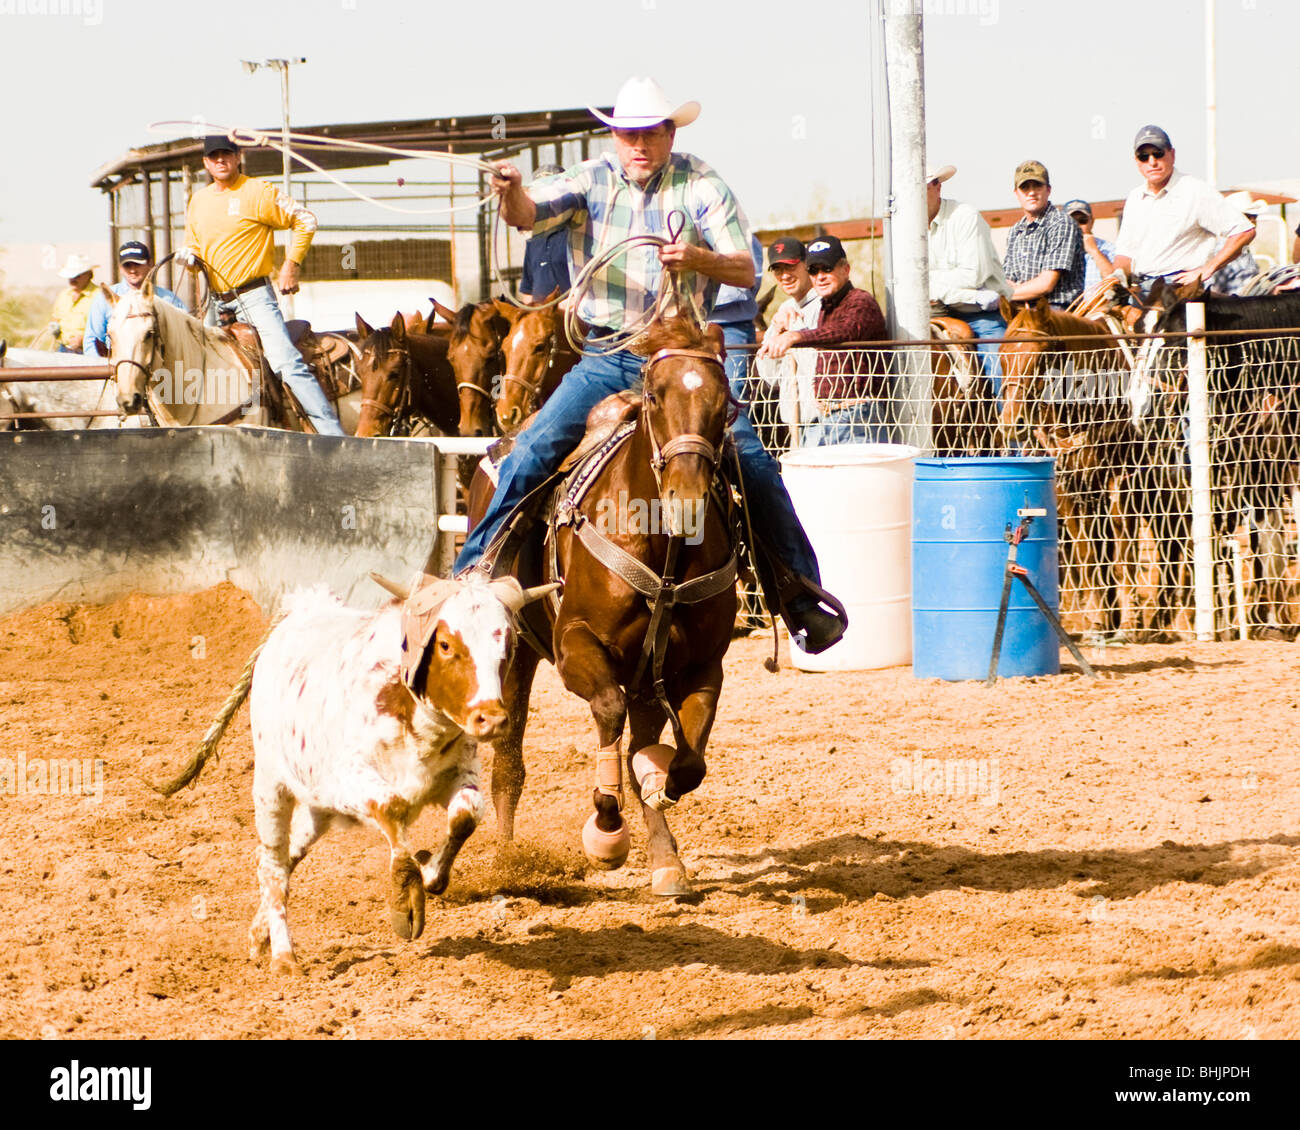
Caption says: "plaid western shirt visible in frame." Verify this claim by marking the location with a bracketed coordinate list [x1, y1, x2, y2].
[1003, 204, 1086, 308]
[528, 152, 754, 333]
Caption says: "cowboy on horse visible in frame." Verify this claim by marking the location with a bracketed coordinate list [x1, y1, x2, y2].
[456, 76, 847, 655]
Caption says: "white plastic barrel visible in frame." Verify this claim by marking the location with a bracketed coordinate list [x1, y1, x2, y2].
[779, 443, 919, 671]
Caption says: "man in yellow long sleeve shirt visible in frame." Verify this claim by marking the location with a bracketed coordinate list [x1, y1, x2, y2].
[47, 254, 100, 352]
[177, 135, 343, 434]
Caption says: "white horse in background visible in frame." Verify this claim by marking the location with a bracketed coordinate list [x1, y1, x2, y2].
[0, 341, 129, 430]
[106, 283, 276, 427]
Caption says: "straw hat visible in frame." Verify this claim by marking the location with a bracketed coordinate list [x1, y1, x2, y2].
[588, 77, 700, 130]
[1223, 190, 1268, 216]
[57, 253, 97, 279]
[925, 164, 956, 184]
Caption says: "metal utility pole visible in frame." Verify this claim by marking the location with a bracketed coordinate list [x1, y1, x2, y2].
[884, 4, 931, 452]
[1205, 0, 1217, 186]
[241, 56, 307, 316]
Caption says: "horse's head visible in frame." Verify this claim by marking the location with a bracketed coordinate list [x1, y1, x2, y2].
[106, 283, 160, 415]
[634, 316, 729, 539]
[448, 302, 505, 439]
[1126, 276, 1200, 431]
[492, 295, 559, 434]
[354, 311, 411, 437]
[997, 296, 1055, 448]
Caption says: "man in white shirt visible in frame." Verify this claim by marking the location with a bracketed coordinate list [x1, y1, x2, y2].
[1112, 125, 1254, 297]
[927, 163, 1013, 390]
[756, 237, 821, 443]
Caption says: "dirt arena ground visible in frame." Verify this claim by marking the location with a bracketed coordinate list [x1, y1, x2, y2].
[1, 583, 1297, 1040]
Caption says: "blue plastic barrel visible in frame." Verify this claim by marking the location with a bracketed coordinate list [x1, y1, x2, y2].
[912, 457, 1059, 680]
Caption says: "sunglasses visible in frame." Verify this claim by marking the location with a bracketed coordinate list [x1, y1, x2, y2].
[1136, 148, 1166, 163]
[807, 264, 836, 277]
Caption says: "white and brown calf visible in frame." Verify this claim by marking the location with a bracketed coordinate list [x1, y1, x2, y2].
[245, 576, 546, 974]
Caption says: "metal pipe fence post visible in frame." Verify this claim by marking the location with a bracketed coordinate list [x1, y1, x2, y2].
[1186, 302, 1215, 639]
[884, 4, 932, 453]
[435, 447, 461, 577]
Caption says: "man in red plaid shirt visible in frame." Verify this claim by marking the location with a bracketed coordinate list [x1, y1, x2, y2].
[762, 235, 888, 445]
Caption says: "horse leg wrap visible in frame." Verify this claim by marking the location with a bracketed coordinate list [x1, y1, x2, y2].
[595, 740, 624, 812]
[632, 743, 676, 812]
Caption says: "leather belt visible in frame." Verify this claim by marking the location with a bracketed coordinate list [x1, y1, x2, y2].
[213, 275, 271, 303]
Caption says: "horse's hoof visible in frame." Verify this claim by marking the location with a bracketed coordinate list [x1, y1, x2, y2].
[650, 865, 691, 897]
[582, 812, 630, 870]
[632, 744, 676, 812]
[270, 952, 304, 977]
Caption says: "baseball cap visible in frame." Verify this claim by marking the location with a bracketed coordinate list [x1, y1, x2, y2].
[1133, 125, 1172, 153]
[1062, 199, 1092, 219]
[203, 134, 239, 156]
[805, 234, 846, 270]
[1014, 160, 1050, 188]
[118, 240, 151, 264]
[767, 237, 806, 269]
[926, 164, 956, 185]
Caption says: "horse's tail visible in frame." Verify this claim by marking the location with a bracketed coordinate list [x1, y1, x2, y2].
[153, 630, 271, 797]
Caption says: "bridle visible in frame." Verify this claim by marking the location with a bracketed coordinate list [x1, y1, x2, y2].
[639, 347, 727, 495]
[359, 342, 413, 432]
[110, 305, 165, 425]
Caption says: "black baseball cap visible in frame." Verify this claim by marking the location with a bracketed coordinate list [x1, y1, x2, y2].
[805, 234, 846, 270]
[203, 134, 240, 156]
[767, 237, 806, 268]
[1133, 125, 1172, 153]
[118, 240, 152, 264]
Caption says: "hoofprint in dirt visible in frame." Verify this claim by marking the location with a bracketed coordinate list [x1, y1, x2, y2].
[0, 585, 1296, 1039]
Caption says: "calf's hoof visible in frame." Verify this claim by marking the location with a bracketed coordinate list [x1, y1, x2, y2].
[632, 744, 677, 812]
[650, 864, 690, 897]
[271, 952, 304, 977]
[582, 812, 630, 870]
[390, 857, 426, 940]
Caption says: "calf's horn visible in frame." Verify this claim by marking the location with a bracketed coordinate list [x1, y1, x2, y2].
[487, 577, 562, 613]
[369, 571, 411, 601]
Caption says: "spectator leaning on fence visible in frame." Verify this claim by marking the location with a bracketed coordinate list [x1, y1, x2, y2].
[1062, 199, 1115, 297]
[927, 164, 1012, 387]
[762, 234, 888, 446]
[82, 241, 185, 358]
[1208, 192, 1265, 296]
[1111, 125, 1254, 298]
[176, 135, 343, 435]
[755, 236, 822, 443]
[47, 254, 99, 353]
[1003, 160, 1085, 311]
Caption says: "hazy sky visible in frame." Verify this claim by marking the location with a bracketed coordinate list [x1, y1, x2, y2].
[1, 0, 1297, 250]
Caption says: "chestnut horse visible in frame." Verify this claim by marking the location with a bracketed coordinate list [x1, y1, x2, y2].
[353, 312, 459, 438]
[997, 296, 1141, 640]
[489, 292, 579, 434]
[470, 314, 739, 897]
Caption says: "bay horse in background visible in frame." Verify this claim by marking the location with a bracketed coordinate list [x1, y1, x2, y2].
[469, 313, 740, 897]
[1129, 280, 1300, 638]
[929, 316, 993, 456]
[353, 312, 460, 439]
[490, 292, 579, 435]
[997, 296, 1143, 641]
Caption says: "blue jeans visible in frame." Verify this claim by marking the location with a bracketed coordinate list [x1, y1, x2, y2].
[800, 399, 895, 447]
[456, 345, 821, 583]
[717, 320, 757, 404]
[215, 282, 343, 435]
[949, 310, 1005, 401]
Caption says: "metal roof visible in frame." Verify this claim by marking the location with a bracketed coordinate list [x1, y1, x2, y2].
[90, 106, 612, 189]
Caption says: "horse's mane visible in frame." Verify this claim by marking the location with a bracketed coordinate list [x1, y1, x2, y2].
[634, 316, 715, 356]
[363, 325, 397, 362]
[1007, 306, 1113, 338]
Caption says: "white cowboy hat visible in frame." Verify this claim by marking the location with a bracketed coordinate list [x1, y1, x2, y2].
[57, 253, 98, 279]
[925, 164, 956, 184]
[1223, 190, 1268, 216]
[588, 77, 700, 130]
